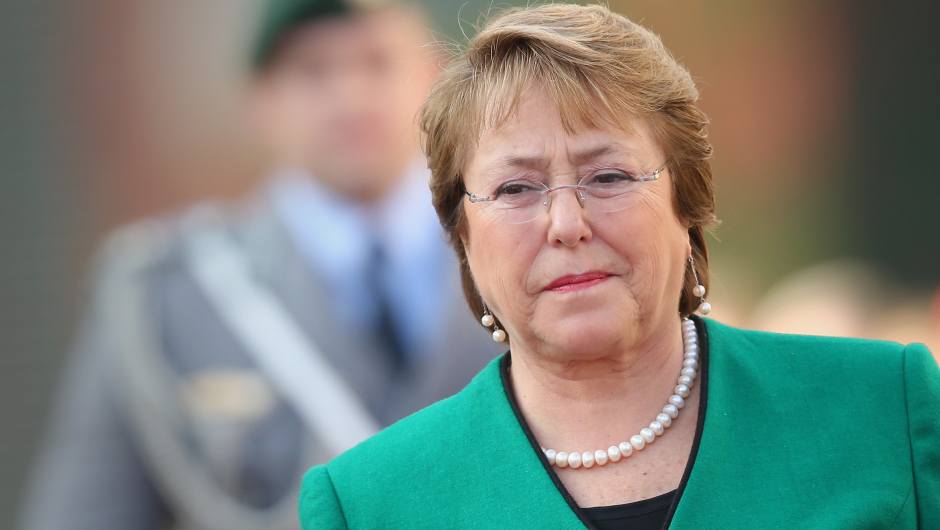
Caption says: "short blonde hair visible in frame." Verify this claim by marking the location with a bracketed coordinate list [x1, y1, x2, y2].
[420, 3, 717, 328]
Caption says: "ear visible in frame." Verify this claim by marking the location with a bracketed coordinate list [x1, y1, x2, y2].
[684, 229, 693, 260]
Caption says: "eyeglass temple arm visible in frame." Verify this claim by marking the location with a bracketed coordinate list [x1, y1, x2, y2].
[637, 161, 670, 182]
[465, 190, 493, 203]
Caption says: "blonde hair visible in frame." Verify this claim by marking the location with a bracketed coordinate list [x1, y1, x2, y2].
[420, 3, 717, 329]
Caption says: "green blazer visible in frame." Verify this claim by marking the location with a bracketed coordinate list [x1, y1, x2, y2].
[300, 318, 940, 528]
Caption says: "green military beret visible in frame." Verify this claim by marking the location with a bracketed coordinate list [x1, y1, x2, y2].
[252, 0, 356, 69]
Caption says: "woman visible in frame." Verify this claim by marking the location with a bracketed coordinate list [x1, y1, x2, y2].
[300, 4, 940, 528]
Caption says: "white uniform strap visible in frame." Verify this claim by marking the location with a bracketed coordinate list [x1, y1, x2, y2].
[184, 226, 381, 456]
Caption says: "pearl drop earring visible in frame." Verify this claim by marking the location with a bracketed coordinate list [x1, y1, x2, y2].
[688, 256, 711, 315]
[481, 302, 506, 342]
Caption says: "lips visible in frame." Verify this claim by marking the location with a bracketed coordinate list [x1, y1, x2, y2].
[544, 271, 612, 293]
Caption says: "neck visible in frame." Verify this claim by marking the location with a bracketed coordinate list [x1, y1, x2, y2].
[508, 317, 687, 448]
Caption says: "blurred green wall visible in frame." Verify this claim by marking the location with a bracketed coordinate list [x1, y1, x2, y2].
[843, 0, 940, 289]
[1, 3, 88, 528]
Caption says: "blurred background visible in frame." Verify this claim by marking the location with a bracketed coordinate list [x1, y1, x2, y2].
[1, 0, 938, 527]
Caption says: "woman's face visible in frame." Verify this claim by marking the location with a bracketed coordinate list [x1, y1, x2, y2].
[461, 86, 691, 361]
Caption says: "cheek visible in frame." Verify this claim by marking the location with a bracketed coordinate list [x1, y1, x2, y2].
[602, 198, 689, 289]
[464, 216, 538, 310]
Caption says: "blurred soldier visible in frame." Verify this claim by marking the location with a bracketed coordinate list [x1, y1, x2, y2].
[19, 1, 500, 529]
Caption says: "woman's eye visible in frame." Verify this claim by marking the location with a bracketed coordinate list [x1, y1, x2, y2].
[497, 182, 538, 196]
[590, 171, 634, 184]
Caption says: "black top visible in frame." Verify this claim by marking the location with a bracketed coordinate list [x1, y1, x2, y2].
[499, 315, 709, 530]
[581, 490, 676, 530]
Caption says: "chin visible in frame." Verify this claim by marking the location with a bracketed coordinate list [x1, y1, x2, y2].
[535, 315, 635, 359]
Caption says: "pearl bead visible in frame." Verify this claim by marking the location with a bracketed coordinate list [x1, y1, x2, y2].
[555, 451, 568, 468]
[681, 367, 697, 380]
[678, 375, 693, 387]
[683, 358, 698, 370]
[656, 412, 672, 428]
[640, 428, 655, 444]
[650, 421, 664, 436]
[608, 445, 622, 462]
[568, 451, 582, 469]
[618, 441, 633, 458]
[669, 395, 685, 409]
[492, 329, 506, 342]
[663, 404, 679, 418]
[581, 451, 595, 468]
[630, 435, 646, 451]
[481, 314, 494, 327]
[693, 284, 706, 297]
[594, 449, 608, 466]
[699, 302, 711, 315]
[675, 384, 690, 398]
[544, 449, 556, 465]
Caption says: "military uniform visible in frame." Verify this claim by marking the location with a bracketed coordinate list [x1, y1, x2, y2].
[20, 176, 500, 529]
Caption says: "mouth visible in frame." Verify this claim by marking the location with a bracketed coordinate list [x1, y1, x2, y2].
[544, 271, 612, 293]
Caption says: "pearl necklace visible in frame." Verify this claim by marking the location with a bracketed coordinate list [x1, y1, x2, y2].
[541, 318, 699, 469]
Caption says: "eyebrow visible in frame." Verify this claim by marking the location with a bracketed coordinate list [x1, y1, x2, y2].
[482, 144, 634, 177]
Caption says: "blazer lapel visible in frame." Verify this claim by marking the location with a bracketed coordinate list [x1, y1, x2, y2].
[456, 356, 590, 528]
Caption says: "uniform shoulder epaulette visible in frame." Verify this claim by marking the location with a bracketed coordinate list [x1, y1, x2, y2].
[96, 201, 233, 272]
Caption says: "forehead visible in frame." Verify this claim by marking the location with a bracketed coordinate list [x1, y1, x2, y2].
[465, 87, 663, 178]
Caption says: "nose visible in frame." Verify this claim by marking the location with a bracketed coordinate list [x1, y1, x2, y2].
[545, 186, 592, 247]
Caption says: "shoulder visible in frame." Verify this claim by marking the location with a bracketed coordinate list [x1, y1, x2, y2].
[698, 317, 937, 425]
[94, 201, 243, 274]
[700, 317, 939, 434]
[701, 317, 911, 373]
[83, 201, 261, 360]
[89, 199, 277, 312]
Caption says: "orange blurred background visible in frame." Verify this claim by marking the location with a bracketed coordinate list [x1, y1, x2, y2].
[2, 1, 938, 526]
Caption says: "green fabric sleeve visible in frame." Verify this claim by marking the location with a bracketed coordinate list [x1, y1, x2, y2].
[299, 465, 348, 530]
[904, 343, 940, 528]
